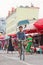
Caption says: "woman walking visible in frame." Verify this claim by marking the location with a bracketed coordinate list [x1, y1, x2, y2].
[7, 36, 14, 53]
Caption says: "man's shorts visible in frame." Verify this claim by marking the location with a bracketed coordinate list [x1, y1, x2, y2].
[18, 41, 25, 49]
[18, 41, 22, 49]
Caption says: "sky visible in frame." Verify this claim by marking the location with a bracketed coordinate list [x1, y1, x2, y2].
[0, 0, 43, 18]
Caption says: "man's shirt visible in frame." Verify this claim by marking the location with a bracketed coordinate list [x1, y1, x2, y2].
[17, 32, 25, 40]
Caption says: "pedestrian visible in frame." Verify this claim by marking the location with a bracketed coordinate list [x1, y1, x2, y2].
[7, 36, 14, 53]
[26, 35, 33, 54]
[17, 26, 26, 56]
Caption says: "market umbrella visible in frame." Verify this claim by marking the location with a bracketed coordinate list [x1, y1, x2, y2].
[0, 35, 5, 40]
[8, 34, 17, 38]
[23, 23, 37, 34]
[34, 19, 43, 30]
[17, 20, 29, 26]
[24, 23, 36, 30]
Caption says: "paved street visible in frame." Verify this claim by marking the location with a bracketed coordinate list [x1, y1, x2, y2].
[0, 50, 43, 65]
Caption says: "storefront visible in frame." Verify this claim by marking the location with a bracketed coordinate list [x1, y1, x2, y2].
[33, 34, 43, 46]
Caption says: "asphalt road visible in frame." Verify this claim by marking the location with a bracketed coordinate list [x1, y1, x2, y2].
[0, 50, 43, 65]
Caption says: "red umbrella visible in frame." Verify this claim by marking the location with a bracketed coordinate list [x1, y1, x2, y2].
[34, 19, 43, 30]
[0, 36, 5, 40]
[8, 34, 17, 38]
[0, 36, 4, 39]
[23, 29, 37, 34]
[23, 23, 37, 34]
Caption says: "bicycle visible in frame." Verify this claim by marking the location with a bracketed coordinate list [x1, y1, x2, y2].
[18, 40, 26, 61]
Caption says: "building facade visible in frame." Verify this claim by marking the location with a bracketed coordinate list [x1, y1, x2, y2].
[6, 6, 39, 35]
[6, 12, 16, 34]
[0, 18, 6, 35]
[16, 7, 39, 24]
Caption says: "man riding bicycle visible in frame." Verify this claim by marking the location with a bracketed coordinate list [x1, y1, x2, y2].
[17, 26, 26, 57]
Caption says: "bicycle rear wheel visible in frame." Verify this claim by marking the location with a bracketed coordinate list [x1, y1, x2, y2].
[20, 45, 25, 61]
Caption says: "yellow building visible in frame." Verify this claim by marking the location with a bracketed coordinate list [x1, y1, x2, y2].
[6, 7, 39, 35]
[16, 7, 39, 24]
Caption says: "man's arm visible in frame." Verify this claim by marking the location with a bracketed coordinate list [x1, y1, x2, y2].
[17, 32, 20, 40]
[23, 32, 26, 40]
